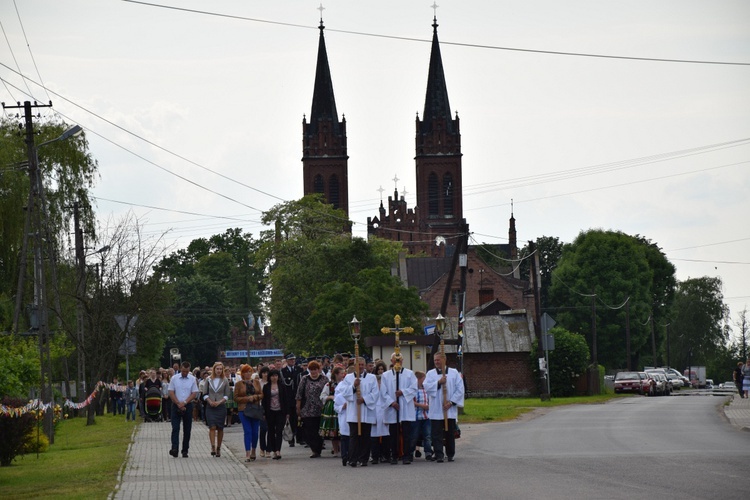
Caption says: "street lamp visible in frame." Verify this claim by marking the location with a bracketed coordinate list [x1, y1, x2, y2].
[434, 314, 449, 431]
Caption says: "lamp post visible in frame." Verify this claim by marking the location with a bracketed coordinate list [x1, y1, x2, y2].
[348, 315, 362, 435]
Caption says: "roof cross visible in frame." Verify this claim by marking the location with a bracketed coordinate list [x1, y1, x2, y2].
[431, 2, 439, 17]
[392, 174, 399, 191]
[377, 185, 385, 201]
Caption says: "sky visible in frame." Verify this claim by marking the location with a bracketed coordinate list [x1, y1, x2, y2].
[1, 0, 749, 331]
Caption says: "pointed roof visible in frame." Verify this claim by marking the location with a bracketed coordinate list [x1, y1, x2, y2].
[309, 21, 340, 136]
[420, 17, 453, 134]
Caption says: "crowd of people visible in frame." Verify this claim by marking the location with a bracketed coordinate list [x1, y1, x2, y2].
[112, 350, 464, 466]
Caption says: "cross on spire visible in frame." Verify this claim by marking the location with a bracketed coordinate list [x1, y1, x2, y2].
[317, 2, 325, 22]
[377, 185, 385, 200]
[401, 187, 408, 199]
[392, 174, 399, 192]
[431, 2, 439, 18]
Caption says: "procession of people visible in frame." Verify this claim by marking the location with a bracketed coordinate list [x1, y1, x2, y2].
[110, 348, 464, 469]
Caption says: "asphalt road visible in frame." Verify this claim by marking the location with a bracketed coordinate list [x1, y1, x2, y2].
[223, 395, 749, 500]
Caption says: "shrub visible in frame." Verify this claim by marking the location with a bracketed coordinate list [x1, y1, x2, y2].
[23, 428, 50, 454]
[0, 397, 38, 466]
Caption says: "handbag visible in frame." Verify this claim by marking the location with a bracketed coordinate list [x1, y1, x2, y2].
[241, 380, 265, 420]
[282, 418, 294, 442]
[244, 403, 264, 420]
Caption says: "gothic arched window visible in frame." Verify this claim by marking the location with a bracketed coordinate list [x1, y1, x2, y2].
[443, 172, 454, 216]
[313, 174, 325, 194]
[329, 174, 340, 209]
[428, 173, 439, 216]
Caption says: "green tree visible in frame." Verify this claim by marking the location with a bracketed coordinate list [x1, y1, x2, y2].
[668, 276, 728, 370]
[260, 196, 421, 355]
[0, 118, 98, 331]
[531, 327, 589, 397]
[519, 235, 564, 310]
[0, 335, 40, 398]
[549, 230, 663, 371]
[156, 228, 265, 365]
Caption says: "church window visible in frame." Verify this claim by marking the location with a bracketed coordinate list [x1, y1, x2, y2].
[329, 174, 340, 209]
[428, 173, 439, 216]
[313, 174, 324, 194]
[443, 173, 454, 216]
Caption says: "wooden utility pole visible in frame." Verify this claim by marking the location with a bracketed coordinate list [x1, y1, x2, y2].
[529, 241, 549, 401]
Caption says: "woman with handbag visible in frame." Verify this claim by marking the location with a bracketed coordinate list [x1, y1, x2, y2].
[234, 364, 264, 462]
[262, 368, 294, 460]
[203, 362, 230, 457]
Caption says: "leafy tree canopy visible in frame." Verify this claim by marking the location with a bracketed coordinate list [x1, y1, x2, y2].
[549, 229, 671, 370]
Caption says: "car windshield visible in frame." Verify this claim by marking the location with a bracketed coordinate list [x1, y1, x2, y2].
[615, 372, 639, 380]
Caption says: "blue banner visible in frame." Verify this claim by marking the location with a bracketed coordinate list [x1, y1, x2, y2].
[223, 349, 283, 359]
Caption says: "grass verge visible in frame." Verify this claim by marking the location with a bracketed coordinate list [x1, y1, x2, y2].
[0, 415, 136, 500]
[461, 394, 624, 423]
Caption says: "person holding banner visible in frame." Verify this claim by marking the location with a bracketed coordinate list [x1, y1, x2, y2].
[381, 353, 417, 464]
[424, 352, 464, 463]
[338, 356, 379, 467]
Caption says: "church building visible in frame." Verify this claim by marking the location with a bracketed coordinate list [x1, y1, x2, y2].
[301, 13, 536, 317]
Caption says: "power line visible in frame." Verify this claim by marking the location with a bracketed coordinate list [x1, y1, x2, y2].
[121, 0, 750, 66]
[12, 0, 50, 103]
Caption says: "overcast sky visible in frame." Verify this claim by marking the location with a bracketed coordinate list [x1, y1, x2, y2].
[2, 1, 749, 329]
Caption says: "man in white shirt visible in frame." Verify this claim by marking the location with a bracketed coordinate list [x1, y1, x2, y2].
[423, 352, 464, 463]
[168, 361, 200, 458]
[381, 353, 417, 464]
[337, 357, 379, 467]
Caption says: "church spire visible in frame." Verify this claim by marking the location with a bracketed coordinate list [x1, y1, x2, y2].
[309, 18, 340, 136]
[420, 15, 453, 134]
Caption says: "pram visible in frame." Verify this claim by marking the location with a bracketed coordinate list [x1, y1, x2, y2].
[144, 386, 163, 422]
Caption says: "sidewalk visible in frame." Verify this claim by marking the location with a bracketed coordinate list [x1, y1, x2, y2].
[724, 392, 750, 430]
[112, 420, 275, 500]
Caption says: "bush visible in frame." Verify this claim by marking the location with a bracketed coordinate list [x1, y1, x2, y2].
[0, 397, 37, 466]
[22, 428, 50, 454]
[531, 327, 590, 397]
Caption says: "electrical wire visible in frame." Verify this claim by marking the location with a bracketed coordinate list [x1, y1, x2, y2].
[12, 0, 50, 103]
[121, 1, 750, 66]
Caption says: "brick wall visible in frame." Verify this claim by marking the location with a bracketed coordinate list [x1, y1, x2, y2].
[459, 352, 536, 397]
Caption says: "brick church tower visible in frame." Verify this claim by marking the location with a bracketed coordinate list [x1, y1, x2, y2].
[302, 19, 349, 216]
[368, 16, 467, 256]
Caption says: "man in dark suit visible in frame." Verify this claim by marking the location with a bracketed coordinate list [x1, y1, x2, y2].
[281, 353, 303, 446]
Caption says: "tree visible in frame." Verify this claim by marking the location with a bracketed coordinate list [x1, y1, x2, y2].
[156, 228, 265, 365]
[669, 276, 728, 370]
[0, 335, 40, 398]
[519, 236, 564, 310]
[734, 307, 748, 361]
[0, 118, 98, 332]
[260, 196, 421, 355]
[548, 230, 668, 371]
[531, 327, 589, 397]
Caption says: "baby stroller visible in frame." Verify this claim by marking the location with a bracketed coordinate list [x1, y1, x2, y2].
[144, 386, 163, 422]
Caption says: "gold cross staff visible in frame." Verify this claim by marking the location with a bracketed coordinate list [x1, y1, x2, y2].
[381, 315, 414, 370]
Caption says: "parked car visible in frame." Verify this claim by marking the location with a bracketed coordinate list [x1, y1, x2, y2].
[614, 371, 646, 394]
[661, 367, 689, 389]
[705, 379, 714, 389]
[720, 381, 739, 391]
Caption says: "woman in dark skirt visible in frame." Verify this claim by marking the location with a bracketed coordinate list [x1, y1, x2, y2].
[262, 369, 294, 460]
[203, 362, 230, 457]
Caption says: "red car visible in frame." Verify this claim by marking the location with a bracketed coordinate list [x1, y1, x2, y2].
[614, 371, 649, 395]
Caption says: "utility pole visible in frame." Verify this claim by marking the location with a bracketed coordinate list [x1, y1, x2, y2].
[74, 202, 87, 402]
[529, 241, 549, 401]
[6, 100, 55, 442]
[625, 298, 631, 371]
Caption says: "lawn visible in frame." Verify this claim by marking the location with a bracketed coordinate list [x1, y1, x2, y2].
[461, 394, 623, 423]
[0, 415, 136, 500]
